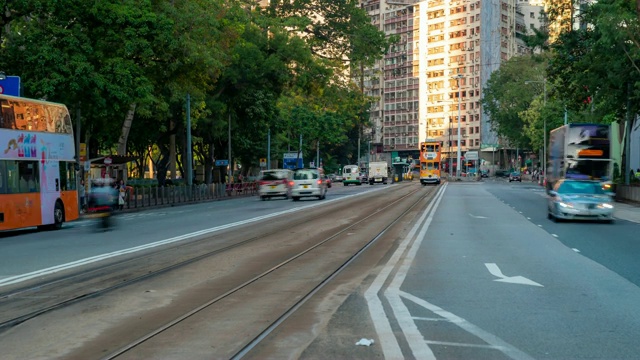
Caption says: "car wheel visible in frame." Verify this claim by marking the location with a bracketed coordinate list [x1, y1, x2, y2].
[292, 197, 300, 201]
[261, 196, 266, 201]
[547, 212, 553, 220]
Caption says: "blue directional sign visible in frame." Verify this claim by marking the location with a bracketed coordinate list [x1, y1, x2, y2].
[283, 152, 303, 169]
[0, 76, 21, 97]
[215, 159, 229, 166]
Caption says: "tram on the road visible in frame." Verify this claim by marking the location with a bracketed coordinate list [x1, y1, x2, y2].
[419, 140, 442, 185]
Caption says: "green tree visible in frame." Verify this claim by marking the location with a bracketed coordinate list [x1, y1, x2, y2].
[482, 55, 548, 149]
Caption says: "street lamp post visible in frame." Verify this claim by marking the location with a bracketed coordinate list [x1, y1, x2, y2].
[525, 78, 547, 186]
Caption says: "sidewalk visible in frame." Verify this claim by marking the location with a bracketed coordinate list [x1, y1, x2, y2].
[614, 201, 640, 223]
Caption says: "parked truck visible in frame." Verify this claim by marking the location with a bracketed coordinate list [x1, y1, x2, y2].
[547, 123, 613, 191]
[368, 161, 389, 185]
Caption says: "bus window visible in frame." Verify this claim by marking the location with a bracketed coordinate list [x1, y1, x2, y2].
[59, 162, 76, 191]
[0, 100, 17, 129]
[18, 161, 39, 193]
[5, 161, 20, 194]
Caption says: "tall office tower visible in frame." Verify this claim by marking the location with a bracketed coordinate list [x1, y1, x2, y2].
[360, 0, 527, 167]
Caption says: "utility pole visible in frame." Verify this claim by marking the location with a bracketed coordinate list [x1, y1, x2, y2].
[267, 128, 271, 170]
[76, 104, 81, 209]
[186, 94, 192, 187]
[228, 112, 232, 182]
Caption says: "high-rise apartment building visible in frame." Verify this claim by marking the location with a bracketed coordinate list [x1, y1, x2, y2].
[361, 0, 526, 169]
[543, 0, 595, 42]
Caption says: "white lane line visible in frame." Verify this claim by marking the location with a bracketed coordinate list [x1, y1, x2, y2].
[399, 291, 536, 360]
[385, 184, 448, 359]
[364, 184, 447, 360]
[412, 317, 449, 322]
[552, 234, 558, 238]
[0, 191, 378, 288]
[572, 248, 581, 253]
[425, 340, 503, 350]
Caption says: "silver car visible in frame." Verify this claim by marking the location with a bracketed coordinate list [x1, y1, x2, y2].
[290, 168, 327, 201]
[547, 179, 615, 223]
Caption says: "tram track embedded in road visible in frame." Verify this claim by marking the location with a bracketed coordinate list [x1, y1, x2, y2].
[0, 183, 428, 335]
[100, 184, 440, 359]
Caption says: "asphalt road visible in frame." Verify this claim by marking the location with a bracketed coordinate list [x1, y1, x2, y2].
[0, 182, 389, 282]
[3, 179, 640, 360]
[391, 180, 640, 359]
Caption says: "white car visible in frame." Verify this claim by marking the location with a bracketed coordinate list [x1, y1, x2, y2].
[258, 169, 292, 200]
[290, 168, 327, 201]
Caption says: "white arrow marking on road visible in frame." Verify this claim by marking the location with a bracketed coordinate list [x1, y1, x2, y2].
[469, 213, 488, 219]
[485, 263, 543, 287]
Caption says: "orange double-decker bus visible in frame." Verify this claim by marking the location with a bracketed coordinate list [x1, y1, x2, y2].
[0, 94, 79, 231]
[419, 140, 442, 185]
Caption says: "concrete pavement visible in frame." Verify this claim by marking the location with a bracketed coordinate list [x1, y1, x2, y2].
[613, 201, 640, 223]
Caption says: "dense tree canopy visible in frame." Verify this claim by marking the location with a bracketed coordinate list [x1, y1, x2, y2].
[483, 0, 640, 169]
[0, 0, 392, 183]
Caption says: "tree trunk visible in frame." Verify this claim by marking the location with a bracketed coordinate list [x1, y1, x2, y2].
[117, 103, 136, 156]
[204, 142, 214, 184]
[156, 145, 170, 186]
[117, 103, 137, 183]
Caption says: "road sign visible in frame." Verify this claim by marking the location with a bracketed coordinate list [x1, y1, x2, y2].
[259, 158, 266, 167]
[0, 76, 21, 96]
[283, 152, 303, 169]
[465, 151, 479, 161]
[215, 159, 229, 166]
[79, 143, 87, 161]
[104, 157, 112, 165]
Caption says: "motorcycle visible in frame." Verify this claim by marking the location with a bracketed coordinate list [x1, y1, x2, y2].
[87, 181, 118, 231]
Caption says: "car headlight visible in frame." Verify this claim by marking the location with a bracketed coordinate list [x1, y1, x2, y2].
[558, 202, 574, 208]
[597, 203, 614, 209]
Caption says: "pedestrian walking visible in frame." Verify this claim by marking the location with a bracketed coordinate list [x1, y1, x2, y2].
[117, 179, 127, 210]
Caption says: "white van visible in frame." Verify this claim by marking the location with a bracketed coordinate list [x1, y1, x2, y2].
[342, 165, 361, 186]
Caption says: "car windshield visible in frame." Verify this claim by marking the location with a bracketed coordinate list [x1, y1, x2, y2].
[293, 170, 318, 180]
[511, 172, 520, 176]
[557, 181, 605, 195]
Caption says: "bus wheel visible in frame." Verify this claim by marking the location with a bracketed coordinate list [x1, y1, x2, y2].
[53, 201, 65, 230]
